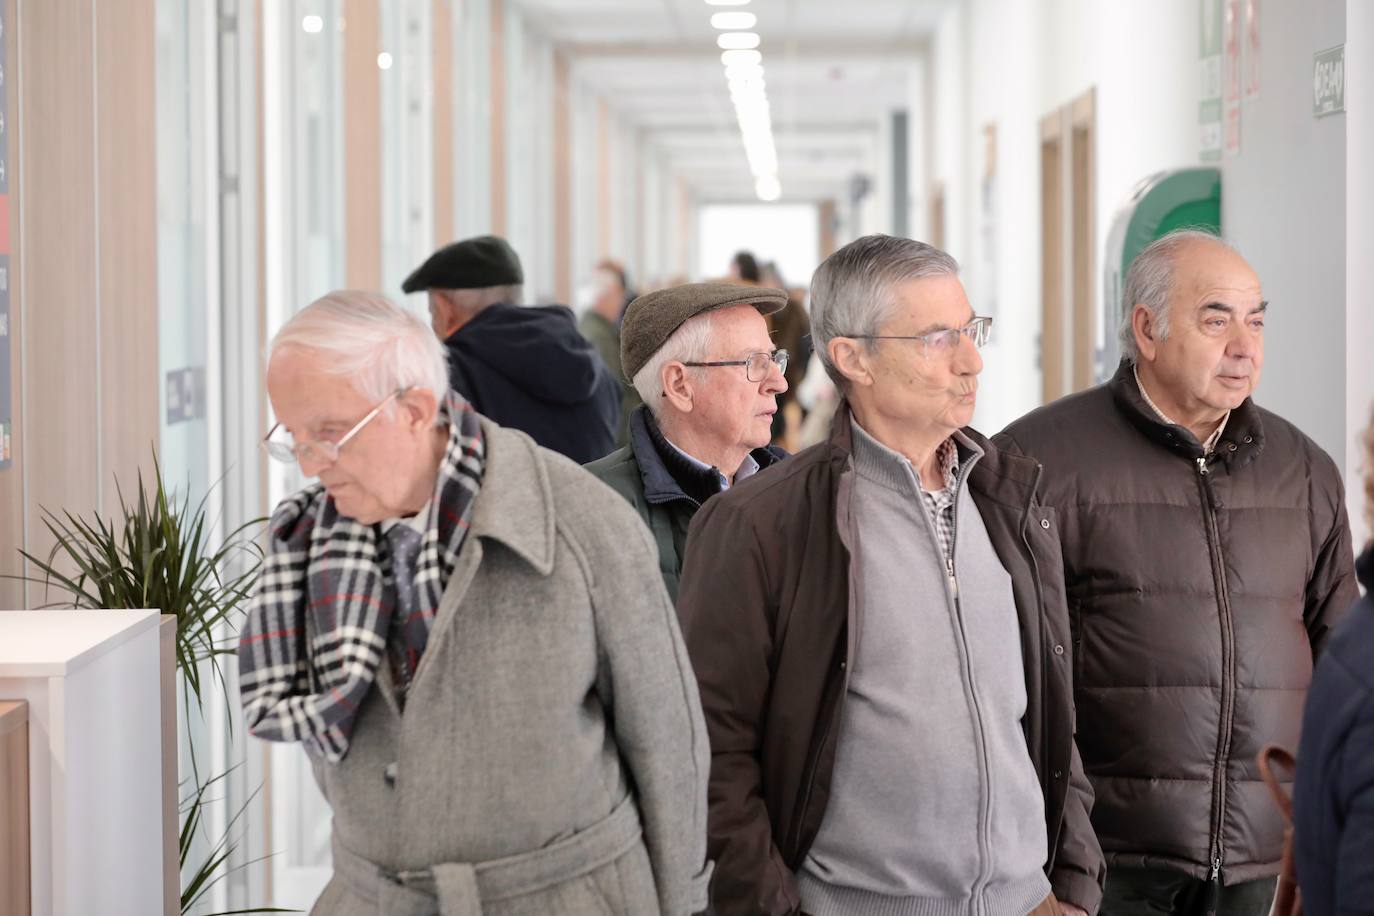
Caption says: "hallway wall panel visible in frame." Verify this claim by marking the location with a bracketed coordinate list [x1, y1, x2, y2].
[0, 0, 160, 608]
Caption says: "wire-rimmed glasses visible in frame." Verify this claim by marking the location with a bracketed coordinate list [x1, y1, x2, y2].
[682, 348, 789, 382]
[846, 316, 993, 360]
[261, 387, 409, 466]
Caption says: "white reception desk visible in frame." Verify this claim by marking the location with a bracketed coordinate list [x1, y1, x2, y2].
[0, 609, 164, 916]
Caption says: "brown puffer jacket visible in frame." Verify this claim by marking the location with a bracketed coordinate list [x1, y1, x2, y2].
[995, 363, 1358, 886]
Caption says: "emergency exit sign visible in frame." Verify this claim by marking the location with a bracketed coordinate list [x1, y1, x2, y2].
[1313, 45, 1345, 117]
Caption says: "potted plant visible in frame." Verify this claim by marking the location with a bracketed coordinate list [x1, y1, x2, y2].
[7, 454, 289, 915]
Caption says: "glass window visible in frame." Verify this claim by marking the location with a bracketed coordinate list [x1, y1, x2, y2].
[380, 0, 433, 304]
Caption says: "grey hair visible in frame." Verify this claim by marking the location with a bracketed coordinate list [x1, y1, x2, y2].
[269, 289, 450, 422]
[809, 234, 960, 388]
[439, 284, 524, 310]
[631, 311, 716, 413]
[1119, 228, 1232, 363]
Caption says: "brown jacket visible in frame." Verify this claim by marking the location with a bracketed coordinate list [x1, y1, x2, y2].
[678, 405, 1105, 916]
[995, 363, 1358, 885]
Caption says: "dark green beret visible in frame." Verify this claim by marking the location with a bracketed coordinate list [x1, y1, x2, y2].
[402, 235, 524, 293]
[620, 282, 788, 381]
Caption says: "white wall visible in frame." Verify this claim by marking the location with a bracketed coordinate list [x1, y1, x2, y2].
[931, 0, 1200, 433]
[1348, 2, 1372, 550]
[696, 204, 820, 286]
[1222, 0, 1347, 472]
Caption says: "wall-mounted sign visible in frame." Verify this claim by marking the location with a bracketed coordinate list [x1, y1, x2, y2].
[1313, 45, 1345, 117]
[1244, 0, 1261, 99]
[1199, 0, 1224, 161]
[1223, 0, 1242, 157]
[165, 367, 206, 425]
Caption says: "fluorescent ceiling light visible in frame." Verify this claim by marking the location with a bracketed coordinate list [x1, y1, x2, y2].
[720, 49, 762, 66]
[705, 0, 750, 5]
[302, 14, 324, 33]
[377, 51, 394, 70]
[711, 12, 757, 29]
[755, 175, 781, 202]
[717, 32, 761, 50]
[724, 62, 764, 78]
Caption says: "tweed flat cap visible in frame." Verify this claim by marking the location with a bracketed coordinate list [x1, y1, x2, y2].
[402, 234, 524, 293]
[620, 282, 788, 380]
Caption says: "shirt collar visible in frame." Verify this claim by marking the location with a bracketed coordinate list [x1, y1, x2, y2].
[849, 417, 967, 496]
[380, 500, 430, 537]
[660, 433, 759, 490]
[1133, 364, 1230, 454]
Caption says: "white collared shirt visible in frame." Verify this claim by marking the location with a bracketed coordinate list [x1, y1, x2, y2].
[1134, 365, 1230, 455]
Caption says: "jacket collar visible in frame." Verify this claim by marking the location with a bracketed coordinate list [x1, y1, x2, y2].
[828, 399, 1041, 513]
[465, 418, 557, 575]
[628, 405, 785, 507]
[1108, 360, 1265, 470]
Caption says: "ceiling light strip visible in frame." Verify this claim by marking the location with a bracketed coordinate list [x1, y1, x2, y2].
[710, 5, 779, 200]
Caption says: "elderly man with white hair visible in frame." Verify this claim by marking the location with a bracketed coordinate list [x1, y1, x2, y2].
[238, 290, 711, 915]
[676, 235, 1103, 916]
[586, 282, 790, 602]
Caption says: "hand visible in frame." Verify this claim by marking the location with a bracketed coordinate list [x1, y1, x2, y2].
[1059, 904, 1089, 916]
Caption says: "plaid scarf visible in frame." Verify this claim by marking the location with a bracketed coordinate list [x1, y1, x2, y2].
[238, 394, 485, 762]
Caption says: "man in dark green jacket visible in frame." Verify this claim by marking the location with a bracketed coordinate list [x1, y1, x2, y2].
[586, 282, 790, 601]
[577, 259, 642, 446]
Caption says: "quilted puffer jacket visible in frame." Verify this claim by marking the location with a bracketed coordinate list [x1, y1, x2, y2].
[995, 362, 1358, 886]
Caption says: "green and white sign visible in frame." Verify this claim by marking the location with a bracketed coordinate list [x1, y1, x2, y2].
[1199, 0, 1224, 160]
[1313, 45, 1345, 117]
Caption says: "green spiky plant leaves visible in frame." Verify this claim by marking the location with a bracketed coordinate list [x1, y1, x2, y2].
[6, 452, 292, 914]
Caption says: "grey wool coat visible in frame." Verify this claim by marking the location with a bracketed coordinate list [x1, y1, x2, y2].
[304, 420, 712, 916]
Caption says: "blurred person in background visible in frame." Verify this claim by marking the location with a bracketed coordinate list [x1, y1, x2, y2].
[729, 250, 762, 284]
[1294, 405, 1374, 916]
[760, 260, 813, 451]
[578, 258, 642, 446]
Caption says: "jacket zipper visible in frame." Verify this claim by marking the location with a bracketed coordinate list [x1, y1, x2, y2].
[942, 491, 994, 916]
[1196, 456, 1234, 891]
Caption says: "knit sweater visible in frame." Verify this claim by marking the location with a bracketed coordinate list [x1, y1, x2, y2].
[797, 422, 1051, 916]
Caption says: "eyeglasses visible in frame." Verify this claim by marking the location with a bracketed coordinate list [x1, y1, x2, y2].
[682, 348, 789, 383]
[261, 388, 409, 466]
[846, 316, 993, 359]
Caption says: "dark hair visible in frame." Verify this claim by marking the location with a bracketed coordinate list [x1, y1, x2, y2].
[596, 258, 628, 292]
[732, 251, 761, 283]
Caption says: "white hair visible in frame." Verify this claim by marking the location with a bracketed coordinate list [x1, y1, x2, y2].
[1119, 229, 1235, 363]
[631, 311, 716, 413]
[809, 234, 960, 388]
[269, 289, 450, 422]
[438, 284, 524, 310]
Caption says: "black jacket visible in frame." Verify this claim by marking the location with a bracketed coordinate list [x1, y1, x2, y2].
[1295, 546, 1374, 916]
[445, 303, 620, 464]
[996, 362, 1358, 884]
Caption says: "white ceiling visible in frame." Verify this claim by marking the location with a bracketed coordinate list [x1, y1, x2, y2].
[511, 0, 952, 202]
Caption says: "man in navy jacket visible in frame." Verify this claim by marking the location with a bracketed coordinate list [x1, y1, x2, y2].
[1294, 419, 1374, 915]
[404, 234, 621, 463]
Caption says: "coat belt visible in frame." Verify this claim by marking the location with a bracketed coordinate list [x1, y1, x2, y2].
[330, 794, 644, 915]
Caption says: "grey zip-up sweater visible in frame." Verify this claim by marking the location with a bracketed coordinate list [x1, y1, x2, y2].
[797, 423, 1051, 916]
